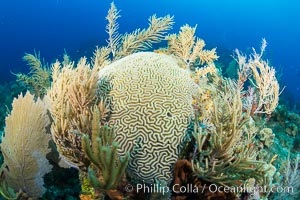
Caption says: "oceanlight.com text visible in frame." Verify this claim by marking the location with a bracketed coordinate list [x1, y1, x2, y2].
[124, 183, 295, 196]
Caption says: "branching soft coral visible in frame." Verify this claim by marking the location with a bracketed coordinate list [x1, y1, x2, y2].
[116, 15, 174, 58]
[48, 58, 110, 170]
[103, 3, 174, 61]
[82, 109, 129, 199]
[166, 25, 218, 69]
[14, 51, 51, 98]
[234, 39, 281, 115]
[106, 2, 121, 58]
[92, 46, 111, 72]
[192, 79, 276, 187]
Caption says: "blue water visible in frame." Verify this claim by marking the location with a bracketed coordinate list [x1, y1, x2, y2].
[0, 0, 299, 105]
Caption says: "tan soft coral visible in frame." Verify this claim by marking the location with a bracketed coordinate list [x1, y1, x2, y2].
[47, 58, 108, 170]
[192, 79, 277, 188]
[166, 25, 218, 69]
[234, 39, 281, 115]
[14, 52, 51, 98]
[0, 92, 52, 198]
[104, 2, 174, 60]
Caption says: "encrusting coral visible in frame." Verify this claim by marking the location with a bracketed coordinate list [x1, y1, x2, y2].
[0, 92, 52, 198]
[258, 128, 275, 148]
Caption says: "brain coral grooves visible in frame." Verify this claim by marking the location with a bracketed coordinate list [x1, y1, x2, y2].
[98, 52, 198, 184]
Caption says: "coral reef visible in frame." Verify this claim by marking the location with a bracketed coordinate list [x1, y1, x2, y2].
[268, 104, 300, 145]
[43, 162, 80, 200]
[1, 2, 298, 200]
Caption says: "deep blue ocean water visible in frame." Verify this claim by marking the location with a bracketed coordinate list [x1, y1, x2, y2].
[0, 0, 299, 106]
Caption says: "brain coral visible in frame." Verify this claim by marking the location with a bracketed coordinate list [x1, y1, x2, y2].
[98, 52, 197, 184]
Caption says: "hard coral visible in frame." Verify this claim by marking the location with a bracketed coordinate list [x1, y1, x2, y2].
[98, 52, 198, 184]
